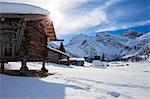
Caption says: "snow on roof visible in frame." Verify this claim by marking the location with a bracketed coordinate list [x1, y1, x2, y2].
[59, 58, 85, 61]
[59, 59, 68, 61]
[69, 58, 85, 61]
[47, 46, 70, 57]
[147, 56, 150, 62]
[0, 2, 49, 15]
[123, 53, 138, 59]
[92, 60, 104, 66]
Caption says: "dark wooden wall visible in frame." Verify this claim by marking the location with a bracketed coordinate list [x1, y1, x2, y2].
[48, 50, 69, 63]
[20, 20, 48, 61]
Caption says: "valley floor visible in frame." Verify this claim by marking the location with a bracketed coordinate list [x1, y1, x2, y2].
[0, 62, 150, 99]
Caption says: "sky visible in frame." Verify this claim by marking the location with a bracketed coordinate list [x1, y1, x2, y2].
[0, 0, 150, 44]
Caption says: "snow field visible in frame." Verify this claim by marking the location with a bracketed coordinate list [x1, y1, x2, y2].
[0, 62, 150, 99]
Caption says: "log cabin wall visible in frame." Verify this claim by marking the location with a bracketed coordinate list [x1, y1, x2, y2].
[0, 14, 59, 63]
[48, 50, 69, 63]
[0, 14, 53, 62]
[0, 17, 25, 61]
[76, 61, 84, 66]
[21, 20, 48, 61]
[48, 50, 60, 63]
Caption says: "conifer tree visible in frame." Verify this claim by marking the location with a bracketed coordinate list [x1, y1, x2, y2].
[94, 55, 100, 60]
[59, 42, 66, 52]
[101, 53, 105, 61]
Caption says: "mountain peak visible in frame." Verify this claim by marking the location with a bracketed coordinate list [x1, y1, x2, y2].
[122, 29, 143, 39]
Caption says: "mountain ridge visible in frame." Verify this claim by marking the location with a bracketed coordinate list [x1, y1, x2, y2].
[65, 30, 150, 61]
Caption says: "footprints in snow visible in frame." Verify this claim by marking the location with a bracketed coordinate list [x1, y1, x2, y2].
[107, 91, 120, 97]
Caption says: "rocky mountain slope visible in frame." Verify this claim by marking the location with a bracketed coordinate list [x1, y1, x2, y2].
[121, 32, 150, 56]
[65, 30, 150, 61]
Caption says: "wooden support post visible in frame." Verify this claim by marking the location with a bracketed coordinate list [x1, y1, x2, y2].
[20, 58, 29, 74]
[41, 61, 48, 72]
[1, 62, 4, 72]
[67, 57, 70, 66]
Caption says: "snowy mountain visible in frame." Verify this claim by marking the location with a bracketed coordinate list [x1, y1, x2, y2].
[65, 32, 129, 60]
[65, 30, 150, 61]
[121, 30, 143, 39]
[121, 32, 150, 57]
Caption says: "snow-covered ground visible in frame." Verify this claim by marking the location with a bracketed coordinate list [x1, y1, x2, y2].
[0, 62, 150, 99]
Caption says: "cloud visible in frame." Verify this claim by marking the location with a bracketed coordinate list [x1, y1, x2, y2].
[96, 20, 150, 32]
[52, 0, 123, 35]
[41, 0, 107, 35]
[96, 0, 150, 32]
[100, 0, 122, 9]
[56, 7, 106, 35]
[54, 0, 122, 35]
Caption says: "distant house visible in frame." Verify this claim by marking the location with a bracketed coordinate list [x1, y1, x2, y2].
[122, 54, 143, 62]
[92, 60, 106, 69]
[69, 58, 85, 66]
[59, 58, 85, 66]
[47, 46, 70, 64]
[147, 56, 150, 63]
[84, 57, 92, 62]
[59, 59, 69, 65]
[130, 56, 143, 62]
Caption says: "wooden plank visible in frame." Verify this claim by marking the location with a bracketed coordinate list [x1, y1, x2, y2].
[24, 14, 47, 21]
[16, 20, 26, 52]
[45, 33, 55, 36]
[27, 47, 46, 52]
[41, 18, 57, 40]
[1, 30, 17, 34]
[0, 14, 24, 18]
[0, 24, 18, 29]
[26, 26, 46, 38]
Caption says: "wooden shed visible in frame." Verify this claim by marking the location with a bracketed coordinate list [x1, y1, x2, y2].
[122, 54, 143, 62]
[47, 46, 70, 64]
[59, 59, 70, 65]
[59, 58, 85, 66]
[92, 60, 106, 69]
[0, 2, 60, 73]
[70, 58, 85, 66]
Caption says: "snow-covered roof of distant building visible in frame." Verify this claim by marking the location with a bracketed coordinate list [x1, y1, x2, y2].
[92, 60, 104, 66]
[0, 2, 49, 15]
[122, 53, 138, 59]
[147, 56, 150, 62]
[59, 58, 85, 62]
[59, 59, 68, 61]
[69, 58, 85, 61]
[47, 46, 70, 57]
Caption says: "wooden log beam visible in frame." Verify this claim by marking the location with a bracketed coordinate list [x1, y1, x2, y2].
[1, 62, 5, 72]
[26, 26, 46, 38]
[0, 14, 24, 18]
[1, 30, 18, 34]
[41, 61, 48, 72]
[20, 57, 29, 74]
[24, 14, 47, 21]
[0, 24, 18, 29]
[47, 38, 64, 41]
[16, 20, 26, 53]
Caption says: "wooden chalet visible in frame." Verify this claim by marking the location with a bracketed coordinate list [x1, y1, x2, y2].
[47, 46, 70, 64]
[0, 2, 62, 73]
[59, 58, 85, 66]
[122, 54, 143, 62]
